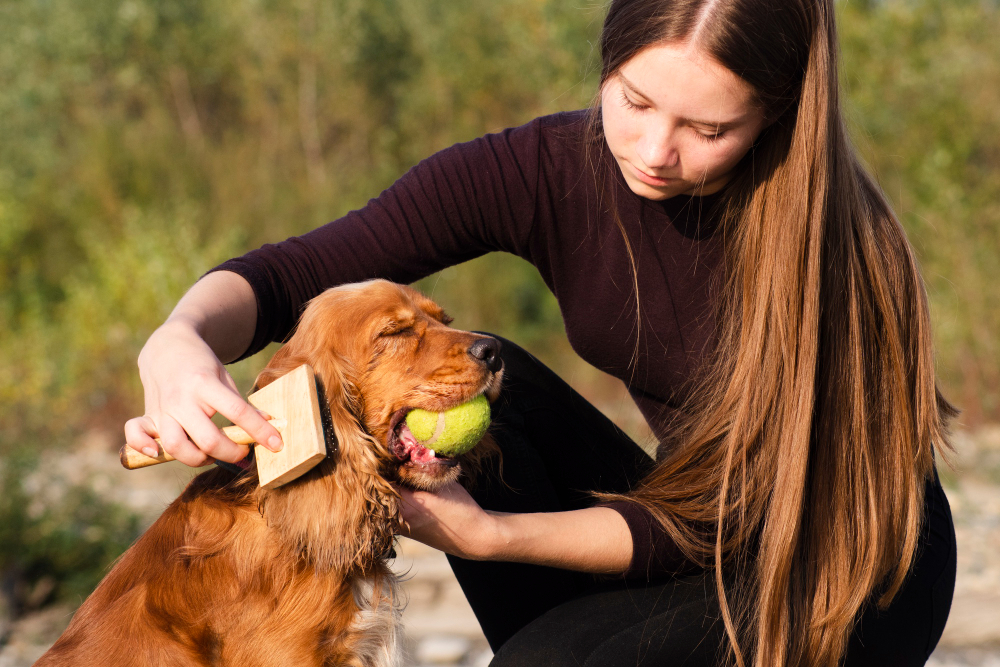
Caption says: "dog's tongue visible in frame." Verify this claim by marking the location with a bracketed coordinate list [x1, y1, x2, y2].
[398, 423, 437, 464]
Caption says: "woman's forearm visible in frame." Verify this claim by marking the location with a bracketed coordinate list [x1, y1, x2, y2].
[398, 484, 634, 575]
[488, 507, 633, 574]
[162, 270, 258, 363]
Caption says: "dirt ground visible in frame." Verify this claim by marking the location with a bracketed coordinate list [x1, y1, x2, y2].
[1, 425, 998, 666]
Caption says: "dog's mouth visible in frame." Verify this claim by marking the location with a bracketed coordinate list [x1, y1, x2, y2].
[387, 409, 459, 470]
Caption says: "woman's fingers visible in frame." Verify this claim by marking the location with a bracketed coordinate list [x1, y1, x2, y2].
[154, 414, 216, 467]
[393, 482, 499, 560]
[123, 415, 164, 458]
[131, 370, 273, 466]
[199, 379, 283, 454]
[221, 368, 241, 395]
[395, 486, 417, 536]
[171, 406, 249, 464]
[124, 412, 216, 468]
[134, 367, 240, 464]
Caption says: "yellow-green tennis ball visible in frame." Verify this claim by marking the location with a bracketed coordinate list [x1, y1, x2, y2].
[404, 395, 491, 457]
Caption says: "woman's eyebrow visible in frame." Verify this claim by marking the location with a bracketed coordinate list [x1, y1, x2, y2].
[618, 73, 744, 130]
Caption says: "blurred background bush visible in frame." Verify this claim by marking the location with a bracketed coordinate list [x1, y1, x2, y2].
[0, 0, 998, 626]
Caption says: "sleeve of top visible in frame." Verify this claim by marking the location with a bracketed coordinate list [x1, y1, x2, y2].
[599, 500, 704, 580]
[210, 118, 547, 361]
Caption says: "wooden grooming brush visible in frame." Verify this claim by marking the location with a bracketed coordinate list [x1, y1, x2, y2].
[119, 364, 330, 489]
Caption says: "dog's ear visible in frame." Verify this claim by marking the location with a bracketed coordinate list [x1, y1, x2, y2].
[255, 328, 400, 574]
[312, 358, 400, 573]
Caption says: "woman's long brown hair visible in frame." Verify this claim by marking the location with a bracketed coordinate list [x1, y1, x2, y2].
[591, 1, 956, 665]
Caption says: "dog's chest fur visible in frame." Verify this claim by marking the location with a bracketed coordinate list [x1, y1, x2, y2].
[36, 470, 405, 667]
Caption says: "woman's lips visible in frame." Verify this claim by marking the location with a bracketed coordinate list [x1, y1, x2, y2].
[632, 164, 675, 187]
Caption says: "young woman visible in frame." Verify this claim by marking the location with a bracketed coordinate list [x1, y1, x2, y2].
[125, 0, 957, 665]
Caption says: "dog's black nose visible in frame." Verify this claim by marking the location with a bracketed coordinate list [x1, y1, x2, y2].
[468, 337, 503, 373]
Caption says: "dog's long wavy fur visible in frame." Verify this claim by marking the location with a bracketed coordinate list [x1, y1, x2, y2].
[37, 280, 502, 667]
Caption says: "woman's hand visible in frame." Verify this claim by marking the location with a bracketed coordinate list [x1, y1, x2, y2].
[397, 481, 634, 574]
[397, 482, 503, 560]
[123, 271, 283, 468]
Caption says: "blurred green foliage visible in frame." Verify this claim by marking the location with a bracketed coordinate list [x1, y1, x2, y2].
[840, 0, 1000, 423]
[0, 0, 997, 464]
[0, 0, 604, 449]
[0, 449, 142, 610]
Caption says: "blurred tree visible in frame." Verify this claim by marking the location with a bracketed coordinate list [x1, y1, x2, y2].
[841, 0, 1000, 423]
[0, 0, 998, 458]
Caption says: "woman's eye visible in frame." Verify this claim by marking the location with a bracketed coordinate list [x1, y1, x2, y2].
[619, 89, 648, 112]
[696, 130, 726, 142]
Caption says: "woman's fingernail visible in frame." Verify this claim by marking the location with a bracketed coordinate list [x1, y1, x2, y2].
[143, 447, 158, 457]
[268, 435, 283, 452]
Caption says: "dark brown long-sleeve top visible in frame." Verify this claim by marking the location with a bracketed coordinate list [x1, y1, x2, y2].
[212, 110, 724, 579]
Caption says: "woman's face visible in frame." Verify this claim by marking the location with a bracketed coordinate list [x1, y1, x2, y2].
[601, 42, 769, 201]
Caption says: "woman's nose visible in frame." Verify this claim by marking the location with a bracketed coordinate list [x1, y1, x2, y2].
[636, 127, 679, 170]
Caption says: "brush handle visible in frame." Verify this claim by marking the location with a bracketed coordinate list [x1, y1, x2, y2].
[119, 419, 287, 470]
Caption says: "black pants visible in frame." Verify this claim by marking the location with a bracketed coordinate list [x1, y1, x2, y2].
[450, 336, 957, 666]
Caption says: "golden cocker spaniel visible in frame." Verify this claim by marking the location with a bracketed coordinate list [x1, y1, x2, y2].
[37, 280, 503, 667]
